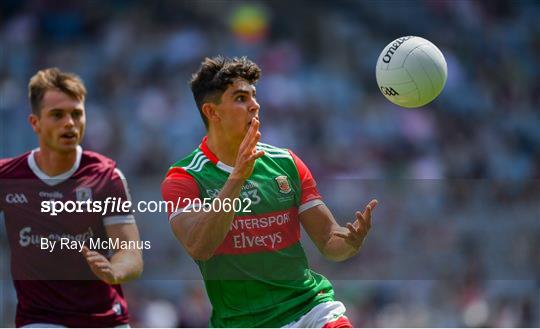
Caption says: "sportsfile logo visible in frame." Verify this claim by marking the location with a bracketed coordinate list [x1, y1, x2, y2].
[5, 193, 28, 204]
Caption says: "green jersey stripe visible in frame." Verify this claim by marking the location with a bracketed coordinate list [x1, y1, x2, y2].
[184, 153, 206, 171]
[191, 159, 209, 172]
[256, 144, 288, 153]
[263, 153, 293, 159]
[257, 142, 285, 150]
[183, 151, 203, 169]
[256, 148, 292, 159]
[256, 148, 289, 156]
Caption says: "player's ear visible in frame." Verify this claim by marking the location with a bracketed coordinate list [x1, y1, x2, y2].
[28, 113, 40, 134]
[202, 102, 220, 124]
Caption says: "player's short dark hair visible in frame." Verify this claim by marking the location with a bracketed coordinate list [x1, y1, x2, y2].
[28, 67, 87, 116]
[190, 56, 261, 129]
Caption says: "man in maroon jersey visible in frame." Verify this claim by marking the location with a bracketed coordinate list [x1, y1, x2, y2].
[0, 68, 143, 327]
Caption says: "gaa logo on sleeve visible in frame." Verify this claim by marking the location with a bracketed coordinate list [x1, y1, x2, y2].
[274, 176, 291, 194]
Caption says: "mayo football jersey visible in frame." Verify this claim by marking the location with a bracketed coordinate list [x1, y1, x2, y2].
[162, 137, 334, 328]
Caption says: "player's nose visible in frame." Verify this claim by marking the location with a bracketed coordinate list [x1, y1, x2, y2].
[64, 114, 75, 128]
[249, 99, 260, 114]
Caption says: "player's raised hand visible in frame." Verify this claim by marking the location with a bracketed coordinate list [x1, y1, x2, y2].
[333, 199, 378, 250]
[82, 246, 118, 284]
[231, 117, 265, 180]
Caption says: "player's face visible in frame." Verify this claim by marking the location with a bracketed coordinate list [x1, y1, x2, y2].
[215, 79, 259, 140]
[29, 90, 86, 154]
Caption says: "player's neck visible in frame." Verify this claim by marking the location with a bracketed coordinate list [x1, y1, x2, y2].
[206, 133, 240, 167]
[34, 146, 77, 177]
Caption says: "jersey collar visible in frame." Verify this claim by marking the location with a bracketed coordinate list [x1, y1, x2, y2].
[200, 136, 235, 174]
[27, 145, 83, 186]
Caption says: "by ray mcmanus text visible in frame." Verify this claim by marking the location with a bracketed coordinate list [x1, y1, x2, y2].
[40, 237, 152, 253]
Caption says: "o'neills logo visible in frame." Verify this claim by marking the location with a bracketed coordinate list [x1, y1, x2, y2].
[39, 191, 63, 199]
[382, 36, 414, 63]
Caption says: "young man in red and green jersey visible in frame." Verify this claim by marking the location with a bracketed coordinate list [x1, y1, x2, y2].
[162, 56, 377, 328]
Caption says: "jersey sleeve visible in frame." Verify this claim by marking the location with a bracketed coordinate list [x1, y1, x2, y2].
[161, 167, 201, 222]
[288, 150, 325, 213]
[101, 168, 136, 226]
[0, 158, 9, 213]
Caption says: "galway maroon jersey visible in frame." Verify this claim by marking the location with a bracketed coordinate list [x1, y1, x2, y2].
[0, 146, 135, 327]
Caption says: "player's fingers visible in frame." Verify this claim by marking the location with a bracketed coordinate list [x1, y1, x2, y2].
[87, 261, 105, 270]
[333, 232, 350, 239]
[241, 118, 259, 150]
[249, 150, 265, 162]
[92, 262, 109, 270]
[251, 117, 260, 130]
[361, 202, 375, 226]
[368, 199, 378, 210]
[82, 246, 100, 258]
[83, 253, 101, 261]
[84, 253, 101, 261]
[359, 207, 370, 229]
[96, 263, 112, 271]
[239, 119, 256, 151]
[85, 255, 106, 264]
[346, 222, 361, 238]
[240, 133, 259, 161]
[362, 199, 377, 215]
[333, 225, 351, 236]
[352, 219, 369, 239]
[355, 211, 367, 228]
[91, 263, 112, 273]
[246, 130, 261, 154]
[84, 251, 103, 259]
[365, 205, 372, 229]
[83, 248, 100, 257]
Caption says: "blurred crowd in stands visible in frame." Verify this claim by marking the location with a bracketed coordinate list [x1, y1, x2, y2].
[1, 0, 538, 327]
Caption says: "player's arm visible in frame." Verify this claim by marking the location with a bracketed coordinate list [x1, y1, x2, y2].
[82, 223, 143, 284]
[164, 118, 264, 261]
[82, 169, 143, 284]
[300, 201, 376, 262]
[106, 222, 143, 283]
[291, 151, 376, 261]
[166, 177, 244, 261]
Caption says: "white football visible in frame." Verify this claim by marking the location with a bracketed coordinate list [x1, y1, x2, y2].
[376, 36, 447, 108]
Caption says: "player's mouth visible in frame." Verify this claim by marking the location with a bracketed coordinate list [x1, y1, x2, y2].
[60, 131, 78, 142]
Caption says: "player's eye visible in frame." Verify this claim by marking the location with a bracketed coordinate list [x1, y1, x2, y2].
[51, 111, 63, 119]
[72, 111, 83, 119]
[235, 95, 246, 102]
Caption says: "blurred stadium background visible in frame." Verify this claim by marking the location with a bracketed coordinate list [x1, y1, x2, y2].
[1, 0, 539, 327]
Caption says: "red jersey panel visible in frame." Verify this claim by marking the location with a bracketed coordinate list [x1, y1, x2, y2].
[0, 146, 134, 327]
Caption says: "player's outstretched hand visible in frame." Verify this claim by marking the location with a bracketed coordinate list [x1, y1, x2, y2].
[333, 199, 378, 250]
[82, 246, 118, 284]
[231, 117, 265, 180]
